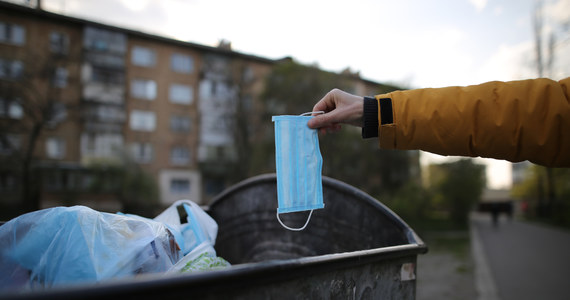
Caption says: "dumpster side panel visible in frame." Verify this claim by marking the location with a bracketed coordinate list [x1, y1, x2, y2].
[198, 256, 418, 300]
[9, 256, 417, 300]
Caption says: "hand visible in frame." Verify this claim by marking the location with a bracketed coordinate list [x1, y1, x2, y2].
[307, 89, 363, 134]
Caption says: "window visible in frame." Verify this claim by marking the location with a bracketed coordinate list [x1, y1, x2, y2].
[95, 105, 125, 123]
[9, 60, 23, 78]
[83, 26, 126, 54]
[170, 178, 190, 194]
[0, 59, 23, 79]
[170, 115, 191, 133]
[131, 79, 156, 100]
[0, 134, 21, 155]
[0, 22, 25, 45]
[129, 110, 156, 131]
[85, 52, 125, 68]
[88, 65, 125, 84]
[53, 67, 68, 88]
[131, 142, 153, 163]
[46, 137, 65, 159]
[50, 32, 69, 54]
[242, 66, 254, 83]
[199, 79, 233, 100]
[131, 46, 155, 67]
[47, 102, 67, 127]
[80, 133, 123, 158]
[8, 101, 23, 119]
[0, 99, 23, 119]
[169, 84, 193, 104]
[199, 80, 212, 99]
[170, 146, 190, 165]
[199, 145, 237, 161]
[83, 133, 96, 153]
[170, 53, 193, 74]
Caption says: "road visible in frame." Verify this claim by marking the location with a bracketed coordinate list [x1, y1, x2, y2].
[472, 214, 570, 300]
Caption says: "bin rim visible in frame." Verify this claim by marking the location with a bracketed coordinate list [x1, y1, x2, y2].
[208, 173, 426, 248]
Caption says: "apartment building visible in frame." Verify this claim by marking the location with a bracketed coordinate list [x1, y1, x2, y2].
[0, 2, 278, 210]
[125, 33, 202, 204]
[0, 2, 411, 213]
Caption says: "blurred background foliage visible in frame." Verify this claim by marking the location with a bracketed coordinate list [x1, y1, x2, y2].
[83, 154, 160, 217]
[512, 166, 570, 228]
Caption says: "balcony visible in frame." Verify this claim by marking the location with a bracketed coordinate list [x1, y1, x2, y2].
[81, 26, 126, 104]
[82, 102, 126, 125]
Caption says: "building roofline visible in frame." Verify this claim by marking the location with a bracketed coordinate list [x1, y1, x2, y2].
[0, 1, 280, 64]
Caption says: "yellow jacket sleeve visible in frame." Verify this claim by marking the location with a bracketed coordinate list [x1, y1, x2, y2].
[375, 77, 570, 167]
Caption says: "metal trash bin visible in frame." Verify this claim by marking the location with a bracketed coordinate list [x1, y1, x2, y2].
[207, 174, 427, 299]
[3, 174, 427, 300]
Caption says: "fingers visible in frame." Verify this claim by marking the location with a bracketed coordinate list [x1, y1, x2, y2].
[312, 91, 336, 113]
[312, 100, 328, 114]
[308, 88, 363, 131]
[308, 110, 337, 129]
[307, 115, 323, 129]
[308, 89, 341, 129]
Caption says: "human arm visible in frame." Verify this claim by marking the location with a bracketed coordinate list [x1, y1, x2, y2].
[380, 77, 570, 167]
[308, 77, 570, 167]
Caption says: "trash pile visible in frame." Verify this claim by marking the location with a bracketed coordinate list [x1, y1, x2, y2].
[0, 200, 229, 291]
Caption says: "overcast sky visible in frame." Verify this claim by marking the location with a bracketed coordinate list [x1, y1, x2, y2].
[38, 0, 570, 88]
[34, 0, 570, 188]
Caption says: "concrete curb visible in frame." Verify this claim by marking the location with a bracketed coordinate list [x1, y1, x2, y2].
[470, 214, 501, 300]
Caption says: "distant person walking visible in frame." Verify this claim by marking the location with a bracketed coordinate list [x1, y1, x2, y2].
[491, 203, 500, 228]
[308, 77, 570, 167]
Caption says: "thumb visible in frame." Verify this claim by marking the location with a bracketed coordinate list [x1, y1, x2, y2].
[307, 112, 335, 129]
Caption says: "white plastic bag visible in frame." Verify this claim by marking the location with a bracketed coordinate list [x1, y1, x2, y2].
[153, 200, 218, 256]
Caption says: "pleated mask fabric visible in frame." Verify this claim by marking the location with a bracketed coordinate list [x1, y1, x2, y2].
[272, 112, 324, 231]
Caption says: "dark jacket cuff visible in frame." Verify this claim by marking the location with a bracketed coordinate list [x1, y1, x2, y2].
[362, 96, 379, 139]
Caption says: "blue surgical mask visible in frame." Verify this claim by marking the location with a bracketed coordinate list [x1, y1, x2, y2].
[272, 111, 325, 231]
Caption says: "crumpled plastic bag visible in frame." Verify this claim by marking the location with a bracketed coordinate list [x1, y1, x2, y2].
[0, 206, 181, 290]
[153, 200, 218, 256]
[128, 200, 231, 274]
[180, 252, 230, 273]
[166, 241, 229, 274]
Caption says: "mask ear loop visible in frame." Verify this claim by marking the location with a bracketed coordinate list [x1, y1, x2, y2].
[276, 210, 314, 231]
[300, 111, 324, 116]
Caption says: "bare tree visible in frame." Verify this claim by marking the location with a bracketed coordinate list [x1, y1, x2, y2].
[0, 47, 79, 213]
[531, 0, 569, 217]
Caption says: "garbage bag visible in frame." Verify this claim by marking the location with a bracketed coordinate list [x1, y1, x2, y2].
[167, 241, 229, 274]
[179, 252, 230, 273]
[123, 200, 229, 273]
[153, 200, 218, 256]
[0, 206, 181, 290]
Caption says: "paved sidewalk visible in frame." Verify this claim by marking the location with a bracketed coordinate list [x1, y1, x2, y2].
[471, 214, 500, 300]
[471, 213, 570, 300]
[416, 231, 477, 300]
